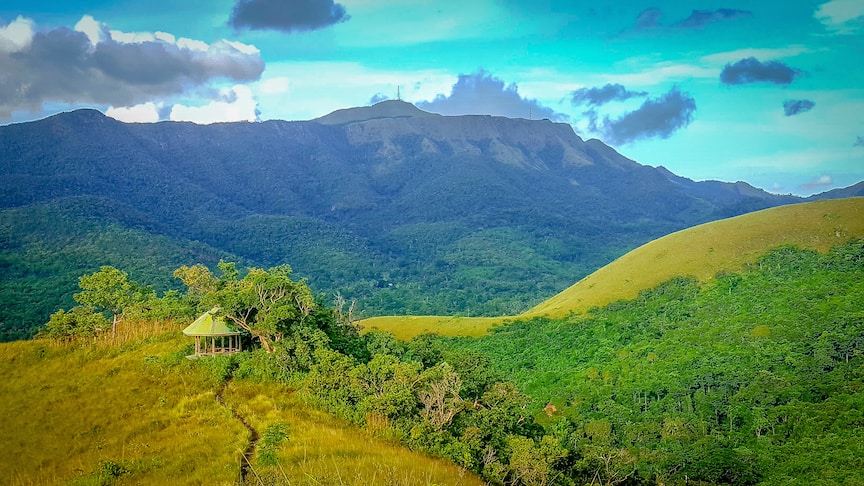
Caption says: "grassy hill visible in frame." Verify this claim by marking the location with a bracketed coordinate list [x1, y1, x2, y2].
[0, 323, 482, 485]
[526, 196, 864, 318]
[362, 197, 864, 339]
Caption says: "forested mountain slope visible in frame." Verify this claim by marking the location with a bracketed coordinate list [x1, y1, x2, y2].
[0, 101, 849, 338]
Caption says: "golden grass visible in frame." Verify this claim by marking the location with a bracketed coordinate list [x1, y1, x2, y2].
[360, 315, 507, 341]
[0, 325, 244, 485]
[361, 197, 864, 337]
[223, 381, 484, 485]
[0, 320, 483, 485]
[525, 197, 864, 318]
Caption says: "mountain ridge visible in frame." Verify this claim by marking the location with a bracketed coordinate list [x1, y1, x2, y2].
[1, 104, 860, 337]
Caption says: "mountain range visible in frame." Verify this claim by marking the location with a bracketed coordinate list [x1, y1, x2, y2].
[2, 100, 862, 338]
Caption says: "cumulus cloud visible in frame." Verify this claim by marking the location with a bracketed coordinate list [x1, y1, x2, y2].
[417, 69, 567, 121]
[720, 57, 801, 85]
[0, 15, 35, 52]
[571, 83, 647, 107]
[799, 175, 833, 190]
[106, 102, 163, 123]
[0, 15, 264, 121]
[170, 85, 259, 124]
[673, 9, 752, 29]
[598, 87, 696, 145]
[229, 0, 349, 32]
[783, 99, 815, 116]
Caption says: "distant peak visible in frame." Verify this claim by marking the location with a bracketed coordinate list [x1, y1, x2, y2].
[313, 100, 437, 125]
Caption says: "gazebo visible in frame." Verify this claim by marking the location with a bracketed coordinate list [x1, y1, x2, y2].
[182, 308, 243, 357]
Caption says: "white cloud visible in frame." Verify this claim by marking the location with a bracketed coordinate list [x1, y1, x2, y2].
[0, 15, 35, 53]
[816, 0, 864, 32]
[807, 174, 833, 186]
[258, 77, 291, 95]
[170, 85, 258, 124]
[701, 45, 813, 64]
[106, 102, 162, 123]
[223, 40, 260, 56]
[73, 15, 105, 46]
[602, 63, 717, 87]
[0, 15, 264, 121]
[177, 37, 210, 52]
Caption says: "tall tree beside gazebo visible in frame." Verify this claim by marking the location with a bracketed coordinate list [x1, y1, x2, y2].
[215, 264, 315, 354]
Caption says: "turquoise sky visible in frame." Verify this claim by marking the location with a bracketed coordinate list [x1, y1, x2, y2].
[1, 0, 862, 195]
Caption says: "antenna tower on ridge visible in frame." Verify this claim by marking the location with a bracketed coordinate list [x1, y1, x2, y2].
[397, 85, 401, 101]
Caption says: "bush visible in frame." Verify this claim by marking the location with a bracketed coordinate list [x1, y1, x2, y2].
[40, 306, 108, 341]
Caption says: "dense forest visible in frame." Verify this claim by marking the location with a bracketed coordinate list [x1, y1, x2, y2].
[37, 239, 864, 484]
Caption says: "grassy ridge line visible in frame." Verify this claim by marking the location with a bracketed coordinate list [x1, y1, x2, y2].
[525, 197, 864, 318]
[360, 315, 506, 341]
[361, 197, 864, 338]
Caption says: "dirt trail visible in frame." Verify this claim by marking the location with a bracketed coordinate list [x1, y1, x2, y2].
[215, 375, 260, 484]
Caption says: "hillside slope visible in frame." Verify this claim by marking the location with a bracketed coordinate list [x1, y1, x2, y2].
[364, 197, 864, 338]
[527, 196, 864, 318]
[438, 238, 864, 484]
[0, 326, 482, 485]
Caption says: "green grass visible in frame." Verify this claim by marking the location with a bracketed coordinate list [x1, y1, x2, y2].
[223, 381, 483, 485]
[0, 323, 483, 485]
[361, 197, 864, 339]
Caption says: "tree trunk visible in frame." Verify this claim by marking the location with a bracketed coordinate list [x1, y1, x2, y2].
[258, 334, 274, 354]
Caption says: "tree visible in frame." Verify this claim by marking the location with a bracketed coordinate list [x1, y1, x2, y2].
[74, 266, 148, 337]
[507, 435, 566, 486]
[173, 263, 218, 309]
[40, 306, 107, 341]
[217, 265, 316, 353]
[418, 362, 464, 431]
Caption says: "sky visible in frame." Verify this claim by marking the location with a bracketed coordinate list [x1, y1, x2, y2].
[1, 0, 863, 196]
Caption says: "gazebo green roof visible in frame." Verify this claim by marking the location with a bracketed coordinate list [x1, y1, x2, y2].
[182, 309, 241, 336]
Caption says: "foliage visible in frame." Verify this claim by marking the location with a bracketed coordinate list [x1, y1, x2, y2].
[11, 110, 851, 340]
[0, 327, 483, 485]
[16, 237, 864, 484]
[257, 422, 290, 466]
[437, 240, 864, 484]
[40, 306, 108, 341]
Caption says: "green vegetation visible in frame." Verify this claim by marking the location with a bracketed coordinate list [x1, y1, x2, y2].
[0, 328, 484, 485]
[0, 197, 235, 340]
[363, 197, 864, 339]
[5, 109, 814, 341]
[5, 197, 864, 484]
[434, 240, 864, 484]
